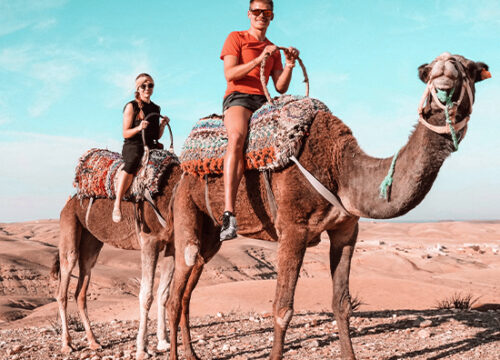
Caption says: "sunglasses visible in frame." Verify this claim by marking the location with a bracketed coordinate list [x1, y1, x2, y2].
[249, 9, 273, 17]
[140, 83, 154, 90]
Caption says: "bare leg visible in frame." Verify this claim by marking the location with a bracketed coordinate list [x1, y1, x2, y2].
[113, 170, 134, 222]
[136, 236, 160, 360]
[180, 263, 204, 360]
[56, 207, 81, 354]
[156, 255, 175, 352]
[75, 230, 103, 350]
[327, 223, 358, 360]
[269, 228, 308, 360]
[223, 106, 252, 213]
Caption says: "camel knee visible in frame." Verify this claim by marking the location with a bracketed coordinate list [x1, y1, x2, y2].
[333, 290, 352, 318]
[274, 308, 294, 329]
[184, 245, 199, 267]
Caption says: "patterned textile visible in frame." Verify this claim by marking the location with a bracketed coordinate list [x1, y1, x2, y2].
[180, 95, 330, 176]
[74, 148, 179, 201]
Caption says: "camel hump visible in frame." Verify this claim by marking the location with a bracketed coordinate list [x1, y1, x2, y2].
[73, 148, 179, 201]
[179, 94, 330, 177]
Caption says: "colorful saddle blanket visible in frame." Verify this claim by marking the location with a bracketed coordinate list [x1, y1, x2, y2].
[74, 148, 179, 201]
[180, 95, 330, 176]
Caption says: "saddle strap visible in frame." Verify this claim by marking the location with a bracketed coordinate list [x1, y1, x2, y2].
[263, 170, 278, 222]
[205, 175, 219, 225]
[85, 197, 94, 228]
[144, 191, 167, 228]
[289, 156, 350, 216]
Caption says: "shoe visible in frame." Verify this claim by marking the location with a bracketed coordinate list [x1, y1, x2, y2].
[112, 206, 122, 223]
[220, 211, 237, 241]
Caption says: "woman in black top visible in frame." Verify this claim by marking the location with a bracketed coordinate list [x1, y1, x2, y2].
[113, 73, 167, 222]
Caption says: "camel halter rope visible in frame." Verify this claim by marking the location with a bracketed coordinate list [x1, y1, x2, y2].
[379, 60, 475, 200]
[260, 47, 309, 104]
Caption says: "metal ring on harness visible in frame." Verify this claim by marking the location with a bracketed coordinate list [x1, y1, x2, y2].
[260, 47, 309, 104]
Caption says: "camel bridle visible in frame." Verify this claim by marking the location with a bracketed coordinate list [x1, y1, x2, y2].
[417, 57, 474, 138]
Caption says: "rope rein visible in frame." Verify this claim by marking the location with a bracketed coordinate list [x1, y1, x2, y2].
[259, 47, 309, 104]
[379, 58, 475, 200]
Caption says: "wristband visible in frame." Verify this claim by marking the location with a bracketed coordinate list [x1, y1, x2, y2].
[285, 62, 295, 68]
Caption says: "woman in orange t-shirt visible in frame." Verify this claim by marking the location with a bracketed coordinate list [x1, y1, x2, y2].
[219, 0, 299, 241]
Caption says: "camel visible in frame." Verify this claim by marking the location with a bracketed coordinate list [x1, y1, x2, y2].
[166, 53, 490, 360]
[51, 163, 182, 360]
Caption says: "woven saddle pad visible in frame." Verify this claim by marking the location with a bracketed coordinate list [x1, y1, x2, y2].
[180, 95, 330, 176]
[74, 148, 179, 201]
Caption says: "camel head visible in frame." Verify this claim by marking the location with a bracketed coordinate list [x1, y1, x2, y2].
[416, 53, 490, 143]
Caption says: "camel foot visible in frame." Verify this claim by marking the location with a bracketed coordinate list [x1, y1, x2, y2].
[136, 350, 150, 360]
[61, 344, 75, 354]
[157, 339, 170, 351]
[89, 341, 102, 350]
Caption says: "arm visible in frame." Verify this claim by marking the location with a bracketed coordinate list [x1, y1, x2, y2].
[122, 103, 148, 139]
[223, 44, 278, 82]
[272, 47, 300, 94]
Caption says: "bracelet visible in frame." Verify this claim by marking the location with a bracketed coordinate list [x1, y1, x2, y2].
[285, 62, 295, 68]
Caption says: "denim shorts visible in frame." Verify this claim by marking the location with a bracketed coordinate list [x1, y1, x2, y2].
[222, 91, 268, 112]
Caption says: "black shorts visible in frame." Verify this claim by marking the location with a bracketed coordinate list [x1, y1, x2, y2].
[122, 142, 144, 174]
[222, 91, 267, 113]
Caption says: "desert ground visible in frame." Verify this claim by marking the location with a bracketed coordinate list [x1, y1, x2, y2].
[0, 219, 499, 359]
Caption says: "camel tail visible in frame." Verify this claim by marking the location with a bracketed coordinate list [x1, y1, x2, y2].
[50, 253, 60, 281]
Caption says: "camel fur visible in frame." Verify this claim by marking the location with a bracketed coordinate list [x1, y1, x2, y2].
[52, 165, 182, 360]
[166, 53, 490, 360]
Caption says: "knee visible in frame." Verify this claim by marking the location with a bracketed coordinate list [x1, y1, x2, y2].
[227, 132, 246, 153]
[274, 307, 294, 329]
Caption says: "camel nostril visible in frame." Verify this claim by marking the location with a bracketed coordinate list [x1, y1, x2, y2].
[444, 61, 458, 79]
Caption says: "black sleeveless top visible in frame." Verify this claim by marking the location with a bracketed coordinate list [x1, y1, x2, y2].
[123, 100, 161, 147]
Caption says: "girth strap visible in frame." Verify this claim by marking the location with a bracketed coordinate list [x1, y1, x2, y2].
[205, 175, 219, 225]
[85, 197, 94, 228]
[144, 191, 167, 228]
[263, 170, 278, 222]
[290, 155, 350, 216]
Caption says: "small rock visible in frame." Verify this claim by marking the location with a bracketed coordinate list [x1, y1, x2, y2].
[418, 329, 431, 339]
[419, 319, 433, 328]
[8, 344, 23, 355]
[216, 312, 223, 318]
[222, 343, 230, 351]
[198, 339, 206, 344]
[230, 345, 237, 352]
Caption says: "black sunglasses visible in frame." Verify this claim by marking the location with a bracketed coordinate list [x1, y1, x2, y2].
[140, 83, 154, 90]
[249, 9, 273, 17]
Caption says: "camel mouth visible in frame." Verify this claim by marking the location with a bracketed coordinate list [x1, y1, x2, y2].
[432, 76, 455, 91]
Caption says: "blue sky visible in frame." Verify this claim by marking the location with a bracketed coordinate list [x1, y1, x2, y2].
[0, 0, 498, 222]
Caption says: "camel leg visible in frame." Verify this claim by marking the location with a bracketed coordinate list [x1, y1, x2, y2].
[156, 255, 175, 352]
[74, 230, 103, 350]
[56, 208, 81, 354]
[166, 255, 194, 360]
[179, 262, 204, 360]
[327, 224, 358, 360]
[136, 237, 160, 360]
[269, 229, 308, 360]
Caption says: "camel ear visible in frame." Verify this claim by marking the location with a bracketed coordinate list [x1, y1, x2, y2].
[468, 61, 491, 82]
[418, 63, 430, 83]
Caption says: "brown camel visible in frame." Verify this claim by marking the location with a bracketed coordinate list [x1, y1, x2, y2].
[166, 53, 490, 360]
[52, 164, 182, 360]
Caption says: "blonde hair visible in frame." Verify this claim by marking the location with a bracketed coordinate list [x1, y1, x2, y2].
[134, 73, 154, 120]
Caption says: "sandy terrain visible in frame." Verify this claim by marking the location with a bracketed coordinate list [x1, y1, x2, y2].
[0, 219, 499, 359]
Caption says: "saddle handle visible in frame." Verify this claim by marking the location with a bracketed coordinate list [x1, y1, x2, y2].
[141, 112, 174, 153]
[260, 46, 309, 104]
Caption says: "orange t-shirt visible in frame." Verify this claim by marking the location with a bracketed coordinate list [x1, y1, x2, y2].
[220, 31, 283, 98]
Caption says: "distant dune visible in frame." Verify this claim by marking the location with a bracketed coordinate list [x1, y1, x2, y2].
[1, 219, 498, 328]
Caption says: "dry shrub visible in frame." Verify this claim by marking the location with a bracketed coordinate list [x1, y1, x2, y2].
[435, 293, 479, 310]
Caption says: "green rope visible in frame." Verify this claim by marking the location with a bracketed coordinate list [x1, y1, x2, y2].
[436, 88, 459, 151]
[379, 149, 400, 200]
